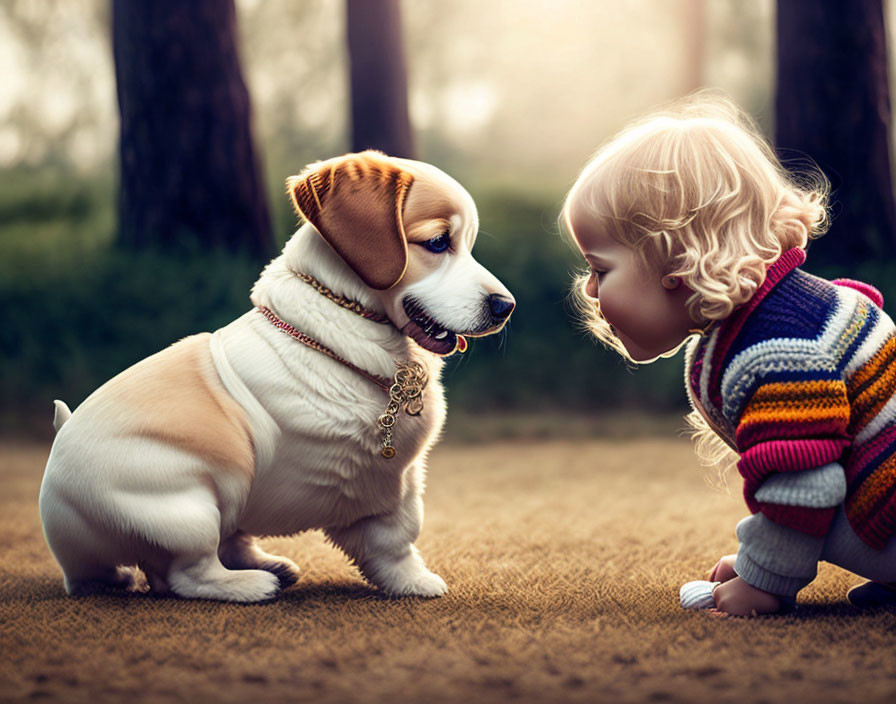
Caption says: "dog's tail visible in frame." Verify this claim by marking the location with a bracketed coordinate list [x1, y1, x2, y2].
[52, 400, 72, 433]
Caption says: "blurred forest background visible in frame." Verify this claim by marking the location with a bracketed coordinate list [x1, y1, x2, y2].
[3, 0, 896, 436]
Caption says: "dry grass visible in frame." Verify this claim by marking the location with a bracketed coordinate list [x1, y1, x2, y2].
[1, 437, 895, 704]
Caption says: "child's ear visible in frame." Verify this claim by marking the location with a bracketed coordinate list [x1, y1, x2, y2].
[287, 151, 414, 290]
[661, 275, 682, 290]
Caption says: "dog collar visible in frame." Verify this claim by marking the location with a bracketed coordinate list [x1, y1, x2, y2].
[256, 305, 428, 460]
[298, 271, 467, 355]
[296, 272, 391, 324]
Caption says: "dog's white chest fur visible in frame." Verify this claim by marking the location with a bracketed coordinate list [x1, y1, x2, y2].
[210, 308, 446, 536]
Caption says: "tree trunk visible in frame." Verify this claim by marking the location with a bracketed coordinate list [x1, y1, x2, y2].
[776, 0, 896, 267]
[345, 0, 414, 159]
[112, 0, 274, 260]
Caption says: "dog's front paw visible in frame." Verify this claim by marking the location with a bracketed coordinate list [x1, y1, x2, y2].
[398, 570, 448, 598]
[372, 555, 448, 597]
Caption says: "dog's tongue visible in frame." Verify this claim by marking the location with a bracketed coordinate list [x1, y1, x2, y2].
[399, 319, 468, 357]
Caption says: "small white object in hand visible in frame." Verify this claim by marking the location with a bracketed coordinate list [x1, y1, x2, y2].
[680, 580, 720, 609]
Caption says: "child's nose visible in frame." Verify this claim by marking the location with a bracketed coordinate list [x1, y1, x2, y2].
[585, 276, 599, 299]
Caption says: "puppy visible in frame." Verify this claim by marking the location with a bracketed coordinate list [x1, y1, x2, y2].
[40, 151, 514, 602]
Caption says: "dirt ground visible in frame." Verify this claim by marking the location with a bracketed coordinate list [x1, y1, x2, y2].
[1, 436, 895, 704]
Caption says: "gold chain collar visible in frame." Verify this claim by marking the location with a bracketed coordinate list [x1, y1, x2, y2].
[295, 272, 391, 324]
[258, 276, 429, 459]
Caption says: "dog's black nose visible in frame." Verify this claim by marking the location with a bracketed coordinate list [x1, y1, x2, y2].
[487, 294, 515, 321]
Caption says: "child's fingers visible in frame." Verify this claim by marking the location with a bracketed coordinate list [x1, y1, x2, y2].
[712, 577, 782, 616]
[711, 554, 738, 583]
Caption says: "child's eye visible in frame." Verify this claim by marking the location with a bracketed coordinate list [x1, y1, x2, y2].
[421, 231, 450, 253]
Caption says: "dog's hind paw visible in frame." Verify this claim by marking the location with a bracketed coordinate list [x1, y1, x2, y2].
[115, 565, 150, 592]
[64, 565, 147, 596]
[169, 561, 282, 603]
[259, 557, 301, 589]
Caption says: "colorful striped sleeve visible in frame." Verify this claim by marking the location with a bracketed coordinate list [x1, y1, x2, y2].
[732, 363, 852, 536]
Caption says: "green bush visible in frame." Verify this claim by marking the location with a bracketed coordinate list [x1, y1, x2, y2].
[0, 169, 116, 267]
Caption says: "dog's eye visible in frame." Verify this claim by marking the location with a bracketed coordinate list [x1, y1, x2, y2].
[422, 232, 450, 253]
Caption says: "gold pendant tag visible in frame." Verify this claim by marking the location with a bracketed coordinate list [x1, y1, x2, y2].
[377, 361, 429, 458]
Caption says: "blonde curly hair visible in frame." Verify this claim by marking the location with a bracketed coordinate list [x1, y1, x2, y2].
[562, 92, 830, 469]
[563, 91, 829, 361]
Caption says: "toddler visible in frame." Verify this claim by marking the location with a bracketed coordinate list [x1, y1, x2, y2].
[562, 94, 896, 616]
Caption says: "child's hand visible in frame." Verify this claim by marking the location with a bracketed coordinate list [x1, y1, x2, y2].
[711, 577, 781, 616]
[707, 554, 738, 582]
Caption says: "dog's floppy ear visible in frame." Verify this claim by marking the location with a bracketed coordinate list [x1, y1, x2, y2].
[287, 151, 414, 290]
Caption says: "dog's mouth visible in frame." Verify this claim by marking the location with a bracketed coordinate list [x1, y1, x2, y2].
[400, 299, 468, 356]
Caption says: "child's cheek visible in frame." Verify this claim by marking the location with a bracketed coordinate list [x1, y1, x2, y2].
[602, 286, 660, 348]
[598, 289, 633, 336]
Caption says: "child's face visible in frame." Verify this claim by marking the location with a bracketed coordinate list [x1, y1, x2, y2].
[568, 197, 696, 361]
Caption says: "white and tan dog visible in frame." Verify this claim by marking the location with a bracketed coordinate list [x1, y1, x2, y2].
[40, 151, 514, 602]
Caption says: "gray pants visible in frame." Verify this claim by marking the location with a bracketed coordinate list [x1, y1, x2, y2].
[734, 506, 896, 598]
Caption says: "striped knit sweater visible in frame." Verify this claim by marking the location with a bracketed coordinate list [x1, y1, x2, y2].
[684, 248, 896, 550]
